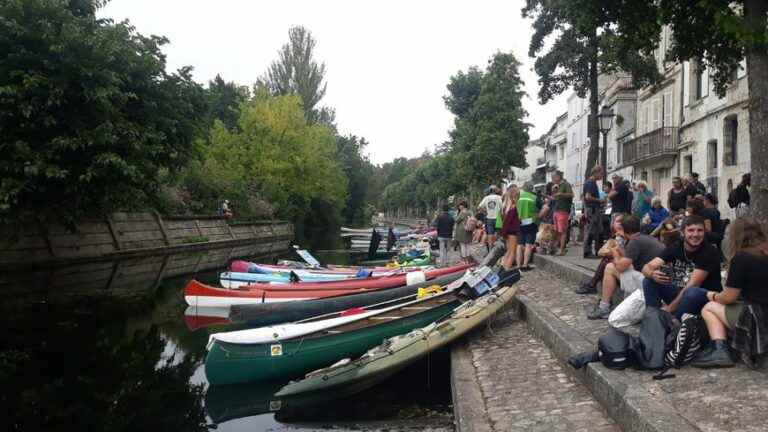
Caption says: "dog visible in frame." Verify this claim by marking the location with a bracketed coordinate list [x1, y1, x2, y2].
[536, 223, 558, 255]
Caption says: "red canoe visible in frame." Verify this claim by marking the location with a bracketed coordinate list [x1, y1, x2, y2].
[184, 263, 473, 307]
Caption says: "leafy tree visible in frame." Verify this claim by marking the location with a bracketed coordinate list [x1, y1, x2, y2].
[0, 0, 207, 227]
[521, 0, 661, 177]
[195, 93, 347, 223]
[206, 74, 250, 131]
[446, 52, 529, 185]
[336, 135, 375, 225]
[606, 0, 768, 219]
[261, 26, 331, 124]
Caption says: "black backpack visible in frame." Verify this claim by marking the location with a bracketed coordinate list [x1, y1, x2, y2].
[598, 327, 637, 369]
[664, 313, 706, 369]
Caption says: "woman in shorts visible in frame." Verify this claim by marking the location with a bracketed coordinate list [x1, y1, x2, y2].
[694, 217, 768, 368]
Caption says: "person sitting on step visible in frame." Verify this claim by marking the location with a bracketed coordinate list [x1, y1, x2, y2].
[641, 215, 722, 320]
[587, 215, 665, 319]
[693, 217, 768, 368]
[575, 214, 624, 295]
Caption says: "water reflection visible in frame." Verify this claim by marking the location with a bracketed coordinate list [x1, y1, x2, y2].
[0, 240, 452, 432]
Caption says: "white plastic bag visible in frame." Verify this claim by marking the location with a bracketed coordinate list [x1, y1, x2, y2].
[608, 288, 645, 330]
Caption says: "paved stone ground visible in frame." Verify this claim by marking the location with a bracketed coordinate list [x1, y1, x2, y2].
[467, 318, 620, 432]
[519, 267, 768, 432]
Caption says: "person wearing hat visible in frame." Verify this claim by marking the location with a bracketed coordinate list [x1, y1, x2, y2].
[582, 165, 605, 259]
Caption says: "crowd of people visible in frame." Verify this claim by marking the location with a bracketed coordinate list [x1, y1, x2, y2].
[431, 167, 763, 368]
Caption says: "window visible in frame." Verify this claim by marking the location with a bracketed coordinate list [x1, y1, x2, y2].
[663, 91, 673, 127]
[707, 139, 718, 174]
[652, 97, 662, 131]
[558, 143, 564, 160]
[684, 155, 693, 174]
[723, 115, 738, 166]
[638, 103, 646, 135]
[694, 61, 705, 100]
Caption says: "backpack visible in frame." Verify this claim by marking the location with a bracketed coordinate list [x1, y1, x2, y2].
[727, 188, 739, 209]
[466, 215, 477, 231]
[598, 327, 637, 369]
[663, 313, 706, 369]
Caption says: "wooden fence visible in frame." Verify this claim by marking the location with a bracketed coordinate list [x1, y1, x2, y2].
[0, 212, 293, 267]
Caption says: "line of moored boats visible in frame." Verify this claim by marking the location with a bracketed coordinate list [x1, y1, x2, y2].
[182, 228, 522, 400]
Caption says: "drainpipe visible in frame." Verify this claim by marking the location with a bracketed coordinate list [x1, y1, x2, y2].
[677, 62, 686, 177]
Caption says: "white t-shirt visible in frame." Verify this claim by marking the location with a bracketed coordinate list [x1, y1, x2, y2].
[478, 194, 503, 220]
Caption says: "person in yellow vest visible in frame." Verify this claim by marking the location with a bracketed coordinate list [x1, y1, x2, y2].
[516, 182, 540, 271]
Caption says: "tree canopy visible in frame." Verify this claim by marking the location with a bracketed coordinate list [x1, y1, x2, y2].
[0, 0, 207, 226]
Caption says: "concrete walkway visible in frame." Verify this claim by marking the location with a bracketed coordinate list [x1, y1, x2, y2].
[450, 244, 768, 432]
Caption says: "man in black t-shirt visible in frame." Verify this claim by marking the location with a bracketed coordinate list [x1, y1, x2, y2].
[641, 215, 721, 319]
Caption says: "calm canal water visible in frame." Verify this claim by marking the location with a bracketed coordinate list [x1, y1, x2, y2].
[1, 231, 453, 431]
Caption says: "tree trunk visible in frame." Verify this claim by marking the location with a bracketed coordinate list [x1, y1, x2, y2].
[745, 0, 768, 224]
[585, 33, 601, 181]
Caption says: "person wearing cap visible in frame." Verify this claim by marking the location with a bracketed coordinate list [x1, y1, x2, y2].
[552, 170, 573, 256]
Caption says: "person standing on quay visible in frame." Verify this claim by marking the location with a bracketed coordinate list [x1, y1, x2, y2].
[516, 182, 539, 270]
[552, 170, 573, 256]
[668, 177, 689, 214]
[453, 200, 473, 264]
[435, 204, 455, 267]
[477, 186, 503, 251]
[501, 185, 521, 270]
[582, 165, 605, 259]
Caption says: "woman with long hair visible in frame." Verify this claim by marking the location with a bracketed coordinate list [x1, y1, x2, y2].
[500, 184, 521, 270]
[693, 217, 768, 368]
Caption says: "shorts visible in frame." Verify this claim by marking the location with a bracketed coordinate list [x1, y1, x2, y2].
[725, 302, 744, 328]
[618, 269, 644, 295]
[519, 224, 537, 245]
[485, 218, 497, 235]
[554, 211, 569, 234]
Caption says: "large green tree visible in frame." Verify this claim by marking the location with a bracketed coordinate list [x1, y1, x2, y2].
[0, 0, 207, 227]
[261, 26, 333, 125]
[522, 0, 661, 177]
[193, 93, 347, 222]
[336, 135, 376, 225]
[446, 52, 529, 185]
[606, 0, 768, 220]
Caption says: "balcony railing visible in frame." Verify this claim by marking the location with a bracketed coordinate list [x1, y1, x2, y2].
[621, 127, 679, 166]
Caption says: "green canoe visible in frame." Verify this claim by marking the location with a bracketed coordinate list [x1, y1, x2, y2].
[276, 277, 520, 397]
[205, 288, 461, 386]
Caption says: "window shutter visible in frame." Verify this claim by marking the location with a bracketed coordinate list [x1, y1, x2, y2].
[652, 98, 662, 131]
[663, 92, 673, 127]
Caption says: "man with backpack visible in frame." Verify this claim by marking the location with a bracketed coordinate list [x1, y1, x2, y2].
[516, 182, 540, 271]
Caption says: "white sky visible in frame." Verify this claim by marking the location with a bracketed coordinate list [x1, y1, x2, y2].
[100, 0, 567, 165]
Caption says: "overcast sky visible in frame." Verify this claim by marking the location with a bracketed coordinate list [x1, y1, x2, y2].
[100, 0, 568, 164]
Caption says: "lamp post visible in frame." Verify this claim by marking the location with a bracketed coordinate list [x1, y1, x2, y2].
[597, 105, 615, 173]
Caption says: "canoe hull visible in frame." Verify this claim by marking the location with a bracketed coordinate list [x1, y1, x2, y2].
[204, 297, 461, 385]
[229, 271, 465, 327]
[275, 273, 520, 396]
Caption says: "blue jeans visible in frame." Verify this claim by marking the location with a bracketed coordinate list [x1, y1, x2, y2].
[642, 278, 710, 319]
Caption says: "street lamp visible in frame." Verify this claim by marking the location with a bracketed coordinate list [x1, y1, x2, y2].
[597, 105, 615, 172]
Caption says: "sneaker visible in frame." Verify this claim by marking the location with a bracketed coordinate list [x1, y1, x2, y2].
[691, 341, 734, 368]
[583, 253, 599, 259]
[587, 304, 610, 319]
[520, 265, 533, 272]
[575, 282, 597, 295]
